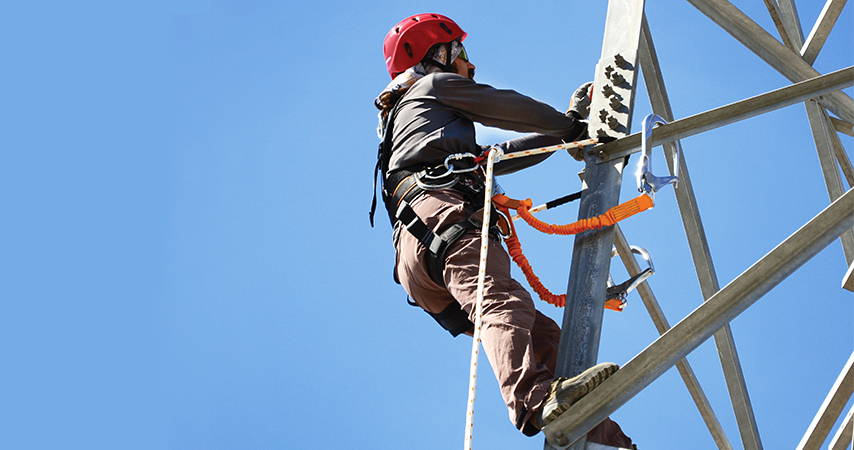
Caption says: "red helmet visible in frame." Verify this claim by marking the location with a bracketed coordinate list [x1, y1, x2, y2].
[383, 13, 467, 79]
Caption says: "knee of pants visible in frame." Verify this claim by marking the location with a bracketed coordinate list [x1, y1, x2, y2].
[478, 288, 539, 328]
[443, 237, 539, 326]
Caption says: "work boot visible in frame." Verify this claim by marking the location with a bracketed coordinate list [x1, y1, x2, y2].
[534, 362, 619, 429]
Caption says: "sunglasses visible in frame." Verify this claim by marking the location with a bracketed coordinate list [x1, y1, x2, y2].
[458, 45, 469, 62]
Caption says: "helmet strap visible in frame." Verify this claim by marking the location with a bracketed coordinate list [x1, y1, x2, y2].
[422, 41, 459, 74]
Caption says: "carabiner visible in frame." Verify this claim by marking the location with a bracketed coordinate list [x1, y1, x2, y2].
[606, 245, 656, 310]
[444, 153, 479, 174]
[418, 153, 478, 182]
[636, 114, 679, 195]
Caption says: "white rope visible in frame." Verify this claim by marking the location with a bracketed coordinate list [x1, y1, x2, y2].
[463, 147, 501, 450]
[498, 137, 598, 160]
[500, 137, 597, 220]
[462, 137, 594, 449]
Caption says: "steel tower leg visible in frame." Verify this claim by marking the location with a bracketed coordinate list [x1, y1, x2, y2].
[546, 1, 646, 449]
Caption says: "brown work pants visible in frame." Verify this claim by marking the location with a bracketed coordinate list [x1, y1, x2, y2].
[394, 190, 559, 431]
[394, 190, 636, 447]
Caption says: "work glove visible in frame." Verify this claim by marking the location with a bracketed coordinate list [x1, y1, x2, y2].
[567, 81, 594, 120]
[567, 144, 585, 162]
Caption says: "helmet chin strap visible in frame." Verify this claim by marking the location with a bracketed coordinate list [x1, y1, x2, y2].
[424, 58, 455, 74]
[423, 40, 463, 74]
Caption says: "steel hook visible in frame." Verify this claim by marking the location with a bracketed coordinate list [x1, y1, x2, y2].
[636, 114, 679, 195]
[606, 245, 656, 310]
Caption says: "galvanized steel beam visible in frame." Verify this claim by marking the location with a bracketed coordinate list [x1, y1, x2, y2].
[638, 16, 759, 450]
[802, 0, 848, 65]
[614, 225, 733, 450]
[597, 66, 854, 162]
[776, 0, 805, 45]
[775, 3, 854, 265]
[832, 132, 854, 186]
[831, 117, 854, 137]
[828, 406, 854, 450]
[845, 261, 854, 292]
[549, 1, 646, 449]
[805, 101, 854, 264]
[543, 187, 854, 449]
[762, 0, 798, 52]
[795, 351, 854, 450]
[686, 0, 854, 123]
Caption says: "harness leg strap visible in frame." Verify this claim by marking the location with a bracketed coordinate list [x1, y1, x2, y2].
[395, 199, 478, 336]
[427, 301, 474, 337]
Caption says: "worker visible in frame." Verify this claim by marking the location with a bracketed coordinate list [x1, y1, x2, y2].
[371, 13, 634, 447]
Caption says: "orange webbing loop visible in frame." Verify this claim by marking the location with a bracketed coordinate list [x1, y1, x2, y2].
[513, 193, 654, 235]
[492, 193, 655, 310]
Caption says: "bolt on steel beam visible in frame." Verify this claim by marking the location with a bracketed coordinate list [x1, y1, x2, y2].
[548, 1, 646, 449]
[596, 66, 854, 162]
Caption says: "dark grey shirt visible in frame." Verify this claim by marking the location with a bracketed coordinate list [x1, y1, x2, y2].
[388, 72, 585, 176]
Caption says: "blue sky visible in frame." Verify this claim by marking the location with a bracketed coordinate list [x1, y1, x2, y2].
[2, 1, 852, 449]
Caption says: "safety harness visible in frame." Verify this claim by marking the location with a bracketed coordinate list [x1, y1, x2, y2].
[371, 103, 497, 337]
[371, 105, 672, 337]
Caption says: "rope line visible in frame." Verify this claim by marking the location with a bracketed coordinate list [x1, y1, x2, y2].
[463, 150, 498, 450]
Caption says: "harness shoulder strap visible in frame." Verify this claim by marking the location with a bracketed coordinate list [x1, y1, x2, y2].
[369, 103, 400, 227]
[371, 104, 479, 338]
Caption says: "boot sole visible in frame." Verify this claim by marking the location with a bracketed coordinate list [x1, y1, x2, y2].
[541, 362, 618, 426]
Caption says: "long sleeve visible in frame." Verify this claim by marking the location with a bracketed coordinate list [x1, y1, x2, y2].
[430, 74, 583, 138]
[388, 73, 584, 174]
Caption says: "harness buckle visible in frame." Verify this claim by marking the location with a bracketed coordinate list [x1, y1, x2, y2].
[414, 170, 458, 190]
[636, 114, 679, 196]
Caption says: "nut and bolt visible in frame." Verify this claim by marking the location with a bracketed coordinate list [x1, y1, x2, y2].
[601, 84, 614, 96]
[607, 116, 620, 130]
[611, 72, 625, 85]
[614, 53, 630, 68]
[609, 97, 623, 110]
[554, 432, 569, 446]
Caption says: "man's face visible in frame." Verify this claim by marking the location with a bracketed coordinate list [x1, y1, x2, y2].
[452, 57, 476, 80]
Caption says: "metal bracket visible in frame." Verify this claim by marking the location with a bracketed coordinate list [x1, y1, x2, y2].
[606, 245, 655, 310]
[636, 114, 679, 195]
